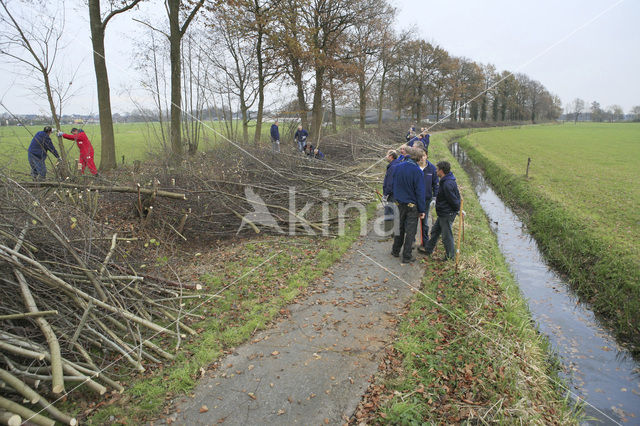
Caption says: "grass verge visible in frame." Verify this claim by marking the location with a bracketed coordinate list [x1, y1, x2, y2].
[353, 132, 577, 424]
[84, 204, 376, 424]
[458, 136, 640, 351]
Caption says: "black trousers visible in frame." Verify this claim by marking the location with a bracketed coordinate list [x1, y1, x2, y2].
[391, 203, 419, 261]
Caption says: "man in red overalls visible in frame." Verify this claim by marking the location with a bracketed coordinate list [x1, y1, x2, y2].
[58, 128, 98, 175]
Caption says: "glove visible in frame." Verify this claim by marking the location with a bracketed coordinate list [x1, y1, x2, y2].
[57, 131, 63, 137]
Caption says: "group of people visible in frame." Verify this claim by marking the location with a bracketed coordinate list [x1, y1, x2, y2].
[270, 121, 325, 160]
[383, 133, 461, 264]
[405, 125, 431, 151]
[27, 126, 98, 180]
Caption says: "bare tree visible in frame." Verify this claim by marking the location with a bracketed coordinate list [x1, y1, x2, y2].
[205, 10, 258, 144]
[347, 0, 392, 129]
[0, 0, 72, 176]
[270, 0, 310, 130]
[88, 0, 143, 171]
[572, 98, 585, 123]
[376, 28, 408, 127]
[167, 0, 205, 162]
[302, 0, 362, 142]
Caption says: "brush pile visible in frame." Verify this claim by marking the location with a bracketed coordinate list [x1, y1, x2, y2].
[0, 126, 398, 424]
[0, 176, 202, 425]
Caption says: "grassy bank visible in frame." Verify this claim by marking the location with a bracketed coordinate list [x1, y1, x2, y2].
[85, 204, 375, 424]
[355, 131, 576, 424]
[458, 123, 640, 349]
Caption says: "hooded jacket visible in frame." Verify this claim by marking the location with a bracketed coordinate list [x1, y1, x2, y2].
[435, 172, 460, 216]
[270, 123, 280, 141]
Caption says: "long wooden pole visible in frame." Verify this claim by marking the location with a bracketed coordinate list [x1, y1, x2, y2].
[18, 182, 186, 200]
[455, 197, 464, 272]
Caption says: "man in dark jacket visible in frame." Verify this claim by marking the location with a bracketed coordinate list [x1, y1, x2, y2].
[417, 149, 438, 251]
[270, 120, 280, 152]
[407, 131, 430, 152]
[382, 150, 401, 231]
[28, 126, 60, 180]
[422, 161, 461, 260]
[294, 125, 308, 152]
[391, 147, 426, 263]
[383, 150, 400, 200]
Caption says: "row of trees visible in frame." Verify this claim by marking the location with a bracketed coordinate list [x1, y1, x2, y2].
[2, 0, 565, 172]
[567, 99, 640, 123]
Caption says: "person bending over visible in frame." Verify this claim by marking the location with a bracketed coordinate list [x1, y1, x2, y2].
[28, 126, 60, 181]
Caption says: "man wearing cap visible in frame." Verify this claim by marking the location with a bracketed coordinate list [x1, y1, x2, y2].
[28, 126, 60, 180]
[58, 128, 98, 175]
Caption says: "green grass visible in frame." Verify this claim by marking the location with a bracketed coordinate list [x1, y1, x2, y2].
[0, 120, 280, 174]
[86, 203, 376, 424]
[363, 130, 577, 424]
[459, 123, 640, 347]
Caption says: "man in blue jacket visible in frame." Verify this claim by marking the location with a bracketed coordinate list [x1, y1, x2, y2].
[294, 125, 308, 152]
[391, 147, 426, 263]
[417, 149, 438, 251]
[422, 161, 461, 260]
[27, 126, 60, 181]
[270, 120, 280, 152]
[382, 150, 401, 233]
[407, 130, 430, 152]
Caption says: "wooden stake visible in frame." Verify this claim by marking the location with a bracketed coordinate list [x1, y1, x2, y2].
[455, 198, 464, 272]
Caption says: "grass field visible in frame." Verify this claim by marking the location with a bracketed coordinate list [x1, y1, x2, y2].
[459, 122, 640, 347]
[0, 120, 281, 175]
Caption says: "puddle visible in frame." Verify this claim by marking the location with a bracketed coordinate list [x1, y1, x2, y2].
[450, 141, 640, 425]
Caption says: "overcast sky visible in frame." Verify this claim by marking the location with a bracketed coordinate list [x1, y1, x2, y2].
[0, 0, 638, 116]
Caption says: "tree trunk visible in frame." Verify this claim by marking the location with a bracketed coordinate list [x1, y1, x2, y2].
[43, 72, 69, 177]
[240, 96, 249, 144]
[292, 62, 308, 129]
[168, 0, 183, 163]
[253, 27, 265, 146]
[89, 0, 116, 171]
[329, 76, 337, 132]
[358, 76, 366, 130]
[415, 84, 422, 126]
[377, 68, 387, 128]
[310, 67, 325, 143]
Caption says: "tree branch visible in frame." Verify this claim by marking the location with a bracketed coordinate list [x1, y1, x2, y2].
[102, 0, 144, 28]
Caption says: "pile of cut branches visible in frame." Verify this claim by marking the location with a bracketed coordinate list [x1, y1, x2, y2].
[0, 177, 196, 425]
[0, 126, 398, 424]
[90, 127, 395, 241]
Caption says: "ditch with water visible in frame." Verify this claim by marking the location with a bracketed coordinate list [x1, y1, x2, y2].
[449, 141, 639, 425]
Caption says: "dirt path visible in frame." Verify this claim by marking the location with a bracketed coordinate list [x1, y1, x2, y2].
[164, 222, 423, 425]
